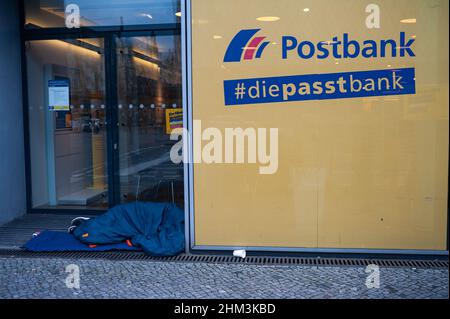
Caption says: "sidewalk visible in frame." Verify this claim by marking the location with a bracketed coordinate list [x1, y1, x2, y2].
[0, 257, 447, 299]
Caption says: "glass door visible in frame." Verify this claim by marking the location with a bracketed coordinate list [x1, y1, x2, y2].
[26, 38, 109, 210]
[25, 32, 183, 213]
[115, 34, 183, 207]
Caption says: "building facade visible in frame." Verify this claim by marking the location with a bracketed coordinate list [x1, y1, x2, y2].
[0, 0, 448, 255]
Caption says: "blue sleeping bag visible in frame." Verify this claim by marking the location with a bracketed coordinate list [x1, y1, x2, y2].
[73, 202, 185, 256]
[23, 230, 141, 252]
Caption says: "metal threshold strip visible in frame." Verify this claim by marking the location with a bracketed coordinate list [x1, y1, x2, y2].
[0, 249, 447, 269]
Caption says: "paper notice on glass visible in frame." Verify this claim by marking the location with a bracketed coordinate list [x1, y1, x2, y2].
[165, 108, 183, 134]
[48, 80, 70, 111]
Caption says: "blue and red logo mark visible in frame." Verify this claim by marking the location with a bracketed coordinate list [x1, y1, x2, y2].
[224, 29, 270, 62]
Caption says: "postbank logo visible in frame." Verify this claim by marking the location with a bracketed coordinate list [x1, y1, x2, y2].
[222, 29, 417, 106]
[223, 29, 270, 62]
[224, 29, 416, 63]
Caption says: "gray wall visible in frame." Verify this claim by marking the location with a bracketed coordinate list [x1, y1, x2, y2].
[0, 1, 26, 225]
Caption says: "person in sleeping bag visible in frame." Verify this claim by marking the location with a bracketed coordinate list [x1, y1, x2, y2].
[68, 201, 185, 257]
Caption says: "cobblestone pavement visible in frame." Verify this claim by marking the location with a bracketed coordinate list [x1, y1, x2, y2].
[0, 257, 448, 299]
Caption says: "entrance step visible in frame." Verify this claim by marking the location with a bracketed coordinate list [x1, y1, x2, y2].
[58, 188, 105, 206]
[0, 214, 95, 249]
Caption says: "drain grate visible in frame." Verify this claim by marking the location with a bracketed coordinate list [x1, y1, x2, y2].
[0, 249, 447, 269]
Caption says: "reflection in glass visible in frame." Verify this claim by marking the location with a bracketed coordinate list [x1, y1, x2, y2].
[26, 39, 108, 209]
[116, 35, 183, 207]
[25, 0, 181, 28]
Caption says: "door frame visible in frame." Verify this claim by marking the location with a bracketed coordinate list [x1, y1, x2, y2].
[19, 0, 181, 215]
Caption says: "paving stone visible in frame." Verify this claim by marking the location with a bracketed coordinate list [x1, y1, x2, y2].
[0, 257, 447, 299]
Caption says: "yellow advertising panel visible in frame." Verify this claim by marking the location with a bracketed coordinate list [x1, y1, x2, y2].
[188, 0, 449, 251]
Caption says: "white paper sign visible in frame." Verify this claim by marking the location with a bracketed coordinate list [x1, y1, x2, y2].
[48, 80, 70, 111]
